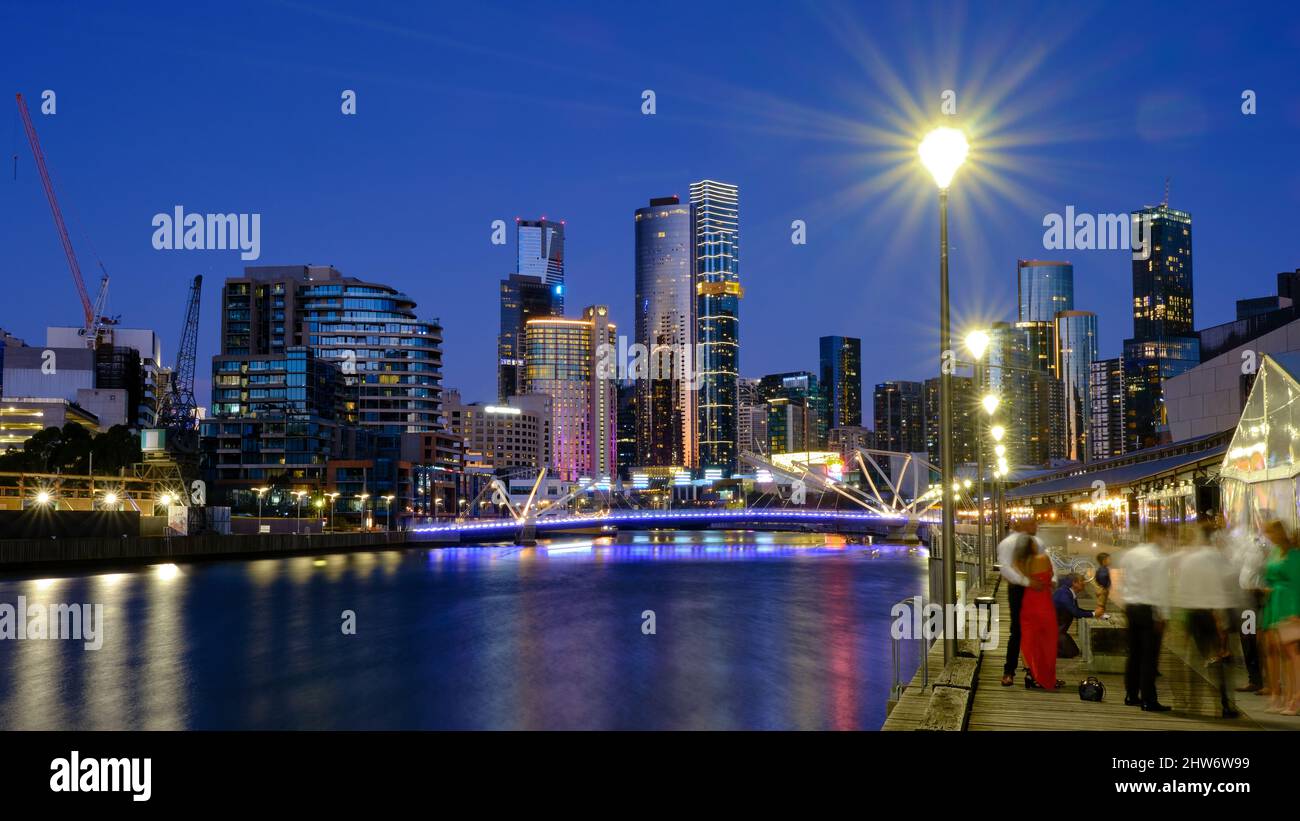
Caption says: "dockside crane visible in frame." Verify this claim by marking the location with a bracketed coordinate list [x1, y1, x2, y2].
[16, 92, 117, 347]
[156, 275, 204, 456]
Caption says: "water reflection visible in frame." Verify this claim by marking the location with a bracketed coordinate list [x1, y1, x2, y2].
[0, 531, 925, 730]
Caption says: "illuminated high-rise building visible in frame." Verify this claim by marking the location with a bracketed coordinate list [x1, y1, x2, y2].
[1056, 310, 1098, 462]
[499, 273, 556, 401]
[634, 195, 695, 469]
[1123, 203, 1197, 451]
[517, 218, 566, 314]
[1017, 260, 1074, 324]
[691, 180, 741, 475]
[524, 306, 617, 481]
[820, 335, 862, 429]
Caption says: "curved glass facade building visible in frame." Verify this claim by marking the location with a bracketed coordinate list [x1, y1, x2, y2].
[634, 195, 695, 469]
[1017, 260, 1074, 323]
[691, 180, 741, 476]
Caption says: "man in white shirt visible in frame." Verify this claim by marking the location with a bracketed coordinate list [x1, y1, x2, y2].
[1173, 524, 1241, 718]
[997, 518, 1046, 687]
[1118, 525, 1173, 712]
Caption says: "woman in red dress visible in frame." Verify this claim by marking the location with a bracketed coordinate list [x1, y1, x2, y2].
[1014, 537, 1064, 690]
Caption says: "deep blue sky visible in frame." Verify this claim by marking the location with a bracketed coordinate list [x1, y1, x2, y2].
[4, 1, 1299, 424]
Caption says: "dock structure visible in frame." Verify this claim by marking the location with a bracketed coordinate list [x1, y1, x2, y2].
[884, 568, 1289, 731]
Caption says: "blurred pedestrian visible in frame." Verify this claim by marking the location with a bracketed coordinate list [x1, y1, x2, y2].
[997, 518, 1046, 687]
[1053, 573, 1101, 658]
[1119, 522, 1172, 712]
[1260, 520, 1300, 714]
[1172, 521, 1241, 718]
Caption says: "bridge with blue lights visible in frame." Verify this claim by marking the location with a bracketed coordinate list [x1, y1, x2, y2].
[410, 507, 937, 545]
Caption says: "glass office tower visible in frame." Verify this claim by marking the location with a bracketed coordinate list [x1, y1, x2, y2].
[634, 195, 695, 469]
[819, 335, 862, 429]
[1056, 310, 1098, 462]
[517, 218, 566, 315]
[499, 273, 556, 401]
[1123, 203, 1197, 451]
[691, 180, 741, 476]
[1017, 260, 1074, 323]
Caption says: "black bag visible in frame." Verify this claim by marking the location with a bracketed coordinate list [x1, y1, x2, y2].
[1078, 676, 1105, 702]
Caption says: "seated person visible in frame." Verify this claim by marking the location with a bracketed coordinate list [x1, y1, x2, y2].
[1053, 573, 1102, 658]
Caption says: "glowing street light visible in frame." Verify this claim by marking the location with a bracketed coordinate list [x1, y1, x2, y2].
[965, 329, 993, 577]
[995, 444, 1007, 458]
[981, 393, 1000, 415]
[919, 124, 969, 667]
[34, 490, 52, 507]
[253, 486, 270, 527]
[965, 329, 991, 361]
[919, 126, 970, 189]
[991, 424, 1006, 442]
[102, 491, 119, 511]
[382, 494, 395, 532]
[293, 490, 307, 534]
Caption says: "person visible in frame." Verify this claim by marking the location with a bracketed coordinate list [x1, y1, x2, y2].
[1015, 534, 1063, 689]
[997, 518, 1047, 687]
[1052, 573, 1101, 658]
[1172, 521, 1241, 719]
[1094, 553, 1112, 611]
[1231, 517, 1272, 694]
[1260, 520, 1300, 715]
[1118, 523, 1172, 712]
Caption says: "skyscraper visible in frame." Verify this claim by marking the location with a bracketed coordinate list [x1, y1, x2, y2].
[1017, 260, 1074, 324]
[758, 371, 828, 451]
[873, 381, 925, 454]
[1123, 203, 1197, 451]
[516, 218, 565, 314]
[819, 335, 862, 429]
[691, 180, 741, 475]
[985, 322, 1033, 467]
[924, 375, 975, 466]
[498, 273, 556, 401]
[1089, 357, 1125, 461]
[1056, 310, 1098, 462]
[634, 195, 695, 469]
[523, 306, 617, 481]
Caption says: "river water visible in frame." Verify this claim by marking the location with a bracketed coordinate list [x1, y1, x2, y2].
[0, 530, 927, 730]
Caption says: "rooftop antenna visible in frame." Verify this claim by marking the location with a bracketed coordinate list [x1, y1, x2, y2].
[1162, 176, 1170, 207]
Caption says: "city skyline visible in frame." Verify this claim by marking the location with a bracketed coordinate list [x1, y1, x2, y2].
[4, 2, 1299, 431]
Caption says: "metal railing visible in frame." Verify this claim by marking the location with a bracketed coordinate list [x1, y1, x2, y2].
[889, 594, 934, 702]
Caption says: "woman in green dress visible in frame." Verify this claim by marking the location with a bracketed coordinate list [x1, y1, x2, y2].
[1260, 520, 1300, 715]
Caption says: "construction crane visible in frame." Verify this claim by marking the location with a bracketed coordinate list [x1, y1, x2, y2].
[15, 92, 116, 348]
[156, 275, 203, 452]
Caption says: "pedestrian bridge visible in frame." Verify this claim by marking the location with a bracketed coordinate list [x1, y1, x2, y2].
[409, 507, 936, 545]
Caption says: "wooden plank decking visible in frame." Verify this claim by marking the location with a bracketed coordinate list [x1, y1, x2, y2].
[885, 569, 1287, 731]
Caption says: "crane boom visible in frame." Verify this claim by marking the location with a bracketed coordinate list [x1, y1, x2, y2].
[16, 92, 101, 339]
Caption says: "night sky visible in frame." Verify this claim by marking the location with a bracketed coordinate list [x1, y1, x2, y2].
[4, 1, 1299, 423]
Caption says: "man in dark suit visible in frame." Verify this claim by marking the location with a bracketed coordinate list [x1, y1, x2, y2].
[1053, 574, 1100, 658]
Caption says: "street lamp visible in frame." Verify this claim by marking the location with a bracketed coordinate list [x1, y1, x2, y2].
[293, 490, 307, 535]
[920, 125, 969, 667]
[357, 493, 370, 530]
[966, 330, 994, 580]
[326, 492, 339, 532]
[382, 495, 395, 532]
[253, 486, 270, 530]
[102, 491, 119, 511]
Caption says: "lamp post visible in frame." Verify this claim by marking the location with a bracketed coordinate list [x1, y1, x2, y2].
[253, 486, 269, 531]
[357, 493, 370, 530]
[919, 125, 969, 666]
[966, 330, 992, 579]
[382, 495, 395, 532]
[293, 490, 307, 535]
[991, 424, 1007, 543]
[327, 492, 339, 532]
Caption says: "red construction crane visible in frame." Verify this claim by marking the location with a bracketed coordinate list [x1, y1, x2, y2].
[16, 92, 114, 347]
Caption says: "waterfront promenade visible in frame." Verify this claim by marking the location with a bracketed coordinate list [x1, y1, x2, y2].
[885, 538, 1298, 731]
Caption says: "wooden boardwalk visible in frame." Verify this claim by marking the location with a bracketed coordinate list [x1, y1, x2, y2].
[885, 571, 1285, 731]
